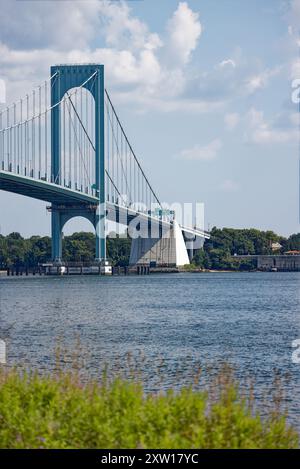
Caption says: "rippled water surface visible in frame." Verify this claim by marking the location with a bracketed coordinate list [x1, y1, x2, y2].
[1, 272, 300, 424]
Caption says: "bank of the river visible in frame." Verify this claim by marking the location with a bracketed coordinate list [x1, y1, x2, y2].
[1, 272, 299, 430]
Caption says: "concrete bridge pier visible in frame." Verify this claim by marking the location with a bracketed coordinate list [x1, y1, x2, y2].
[129, 220, 190, 267]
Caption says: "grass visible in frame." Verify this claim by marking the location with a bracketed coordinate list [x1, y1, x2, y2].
[0, 363, 298, 449]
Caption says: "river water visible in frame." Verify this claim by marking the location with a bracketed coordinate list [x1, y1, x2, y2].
[0, 272, 300, 425]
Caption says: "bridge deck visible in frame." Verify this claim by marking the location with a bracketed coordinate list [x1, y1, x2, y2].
[0, 171, 209, 242]
[107, 202, 210, 240]
[0, 171, 98, 206]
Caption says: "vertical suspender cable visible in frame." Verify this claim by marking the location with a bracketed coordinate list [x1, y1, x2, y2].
[38, 86, 41, 178]
[45, 81, 48, 180]
[32, 90, 35, 177]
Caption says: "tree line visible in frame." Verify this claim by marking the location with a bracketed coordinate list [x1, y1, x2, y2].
[0, 232, 131, 268]
[0, 228, 299, 270]
[193, 228, 300, 270]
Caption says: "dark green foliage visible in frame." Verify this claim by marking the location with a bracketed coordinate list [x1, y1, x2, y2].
[0, 232, 131, 267]
[193, 227, 287, 271]
[0, 368, 297, 449]
[63, 232, 95, 262]
[0, 228, 298, 271]
[107, 235, 131, 267]
[280, 233, 300, 252]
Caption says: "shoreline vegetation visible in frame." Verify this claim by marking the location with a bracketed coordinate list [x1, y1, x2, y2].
[0, 360, 298, 449]
[0, 228, 299, 272]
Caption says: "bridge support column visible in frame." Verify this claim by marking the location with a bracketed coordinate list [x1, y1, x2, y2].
[51, 206, 102, 263]
[129, 221, 190, 267]
[95, 203, 106, 261]
[51, 209, 62, 263]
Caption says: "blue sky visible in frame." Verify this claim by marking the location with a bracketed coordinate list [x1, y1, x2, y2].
[0, 0, 299, 237]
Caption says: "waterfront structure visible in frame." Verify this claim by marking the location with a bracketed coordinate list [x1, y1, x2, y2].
[235, 254, 300, 271]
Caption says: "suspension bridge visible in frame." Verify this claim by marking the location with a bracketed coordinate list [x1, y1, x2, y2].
[0, 64, 209, 268]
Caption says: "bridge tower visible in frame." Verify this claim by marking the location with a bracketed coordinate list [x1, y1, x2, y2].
[50, 64, 105, 262]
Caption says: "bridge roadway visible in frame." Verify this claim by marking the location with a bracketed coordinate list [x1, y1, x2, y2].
[0, 169, 210, 242]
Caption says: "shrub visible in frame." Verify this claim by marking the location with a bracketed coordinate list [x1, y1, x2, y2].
[0, 367, 297, 449]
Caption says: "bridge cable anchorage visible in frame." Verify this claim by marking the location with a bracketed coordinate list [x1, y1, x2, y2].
[105, 89, 162, 211]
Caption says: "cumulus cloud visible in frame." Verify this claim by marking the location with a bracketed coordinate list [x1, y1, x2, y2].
[245, 107, 298, 144]
[218, 59, 236, 68]
[0, 0, 101, 50]
[224, 112, 240, 130]
[99, 1, 163, 52]
[165, 2, 202, 66]
[178, 139, 222, 161]
[0, 0, 283, 115]
[244, 67, 281, 94]
[0, 0, 209, 112]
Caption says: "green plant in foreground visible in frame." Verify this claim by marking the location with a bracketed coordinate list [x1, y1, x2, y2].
[0, 367, 298, 449]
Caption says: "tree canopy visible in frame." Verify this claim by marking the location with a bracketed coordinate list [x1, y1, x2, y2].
[192, 227, 297, 271]
[0, 232, 131, 268]
[0, 228, 299, 270]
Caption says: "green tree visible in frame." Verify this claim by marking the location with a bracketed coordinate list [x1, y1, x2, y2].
[193, 227, 285, 271]
[281, 233, 300, 252]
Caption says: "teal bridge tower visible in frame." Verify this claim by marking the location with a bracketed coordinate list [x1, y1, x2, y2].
[50, 64, 105, 262]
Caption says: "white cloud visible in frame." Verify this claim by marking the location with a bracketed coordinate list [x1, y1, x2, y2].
[244, 67, 281, 94]
[220, 179, 239, 192]
[247, 108, 264, 127]
[291, 58, 300, 80]
[245, 107, 298, 144]
[224, 112, 240, 130]
[0, 0, 210, 113]
[0, 0, 101, 50]
[178, 139, 222, 161]
[218, 59, 236, 68]
[0, 79, 6, 104]
[100, 1, 163, 52]
[166, 2, 202, 66]
[0, 0, 284, 116]
[285, 0, 300, 37]
[250, 126, 297, 144]
[282, 1, 300, 79]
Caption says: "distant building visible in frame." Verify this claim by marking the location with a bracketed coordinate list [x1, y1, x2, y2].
[284, 250, 300, 255]
[233, 254, 300, 271]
